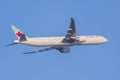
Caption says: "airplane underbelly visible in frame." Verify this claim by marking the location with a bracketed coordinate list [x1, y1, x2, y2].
[23, 40, 78, 47]
[23, 40, 66, 47]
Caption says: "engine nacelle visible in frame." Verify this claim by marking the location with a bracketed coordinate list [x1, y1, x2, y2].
[58, 47, 70, 53]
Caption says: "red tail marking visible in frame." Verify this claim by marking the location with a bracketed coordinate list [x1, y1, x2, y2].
[16, 31, 22, 37]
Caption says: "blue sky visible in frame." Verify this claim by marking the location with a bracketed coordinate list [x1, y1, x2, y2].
[0, 0, 120, 80]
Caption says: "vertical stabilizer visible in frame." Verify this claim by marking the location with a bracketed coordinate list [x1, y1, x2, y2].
[11, 25, 28, 41]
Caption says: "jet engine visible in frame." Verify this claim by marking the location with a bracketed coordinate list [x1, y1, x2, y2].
[58, 47, 70, 53]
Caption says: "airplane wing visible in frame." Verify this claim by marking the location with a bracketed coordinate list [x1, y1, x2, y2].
[22, 47, 70, 54]
[22, 47, 56, 54]
[66, 17, 76, 37]
[62, 17, 79, 43]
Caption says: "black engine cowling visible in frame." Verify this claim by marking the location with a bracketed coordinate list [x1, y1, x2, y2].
[57, 47, 70, 53]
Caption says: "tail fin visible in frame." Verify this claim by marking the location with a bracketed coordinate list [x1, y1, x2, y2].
[11, 25, 28, 41]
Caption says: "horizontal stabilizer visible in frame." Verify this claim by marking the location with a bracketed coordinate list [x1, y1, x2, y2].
[6, 43, 18, 46]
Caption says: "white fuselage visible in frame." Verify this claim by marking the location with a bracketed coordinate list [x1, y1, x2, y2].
[14, 35, 108, 47]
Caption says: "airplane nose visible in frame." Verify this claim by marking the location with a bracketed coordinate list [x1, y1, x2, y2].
[103, 37, 108, 43]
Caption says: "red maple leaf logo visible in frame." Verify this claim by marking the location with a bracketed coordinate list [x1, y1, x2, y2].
[16, 31, 22, 37]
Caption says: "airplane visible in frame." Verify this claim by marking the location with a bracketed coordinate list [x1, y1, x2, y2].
[7, 18, 108, 54]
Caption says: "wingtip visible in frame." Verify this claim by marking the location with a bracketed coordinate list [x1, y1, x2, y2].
[70, 17, 74, 20]
[70, 17, 75, 22]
